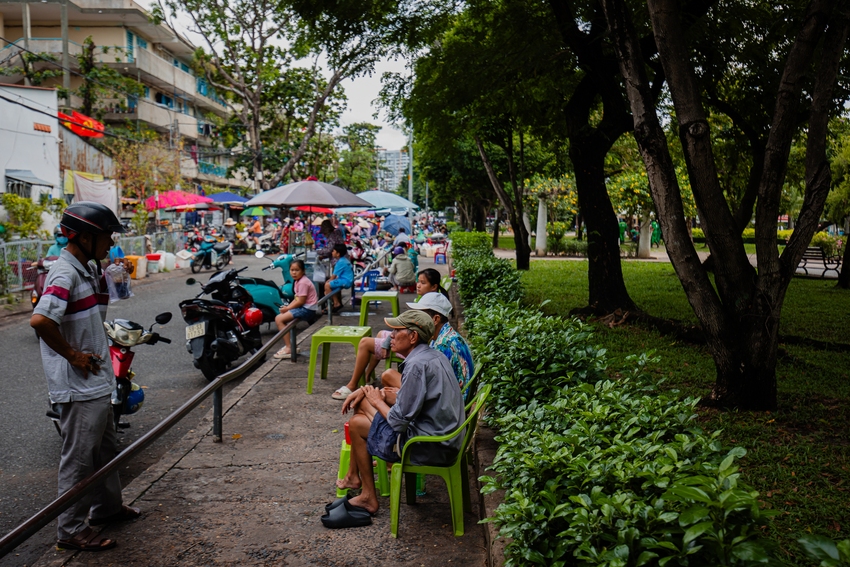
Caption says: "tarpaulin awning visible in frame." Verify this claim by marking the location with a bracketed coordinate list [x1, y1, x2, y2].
[144, 190, 213, 210]
[6, 169, 54, 187]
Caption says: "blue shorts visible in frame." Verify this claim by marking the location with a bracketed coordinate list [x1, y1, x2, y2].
[329, 279, 350, 291]
[289, 307, 318, 323]
[366, 413, 406, 463]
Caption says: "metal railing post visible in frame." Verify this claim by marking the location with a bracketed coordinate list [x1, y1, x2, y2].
[290, 327, 298, 362]
[213, 386, 223, 442]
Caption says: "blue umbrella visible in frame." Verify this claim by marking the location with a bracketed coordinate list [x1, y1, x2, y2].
[382, 214, 412, 236]
[208, 192, 249, 205]
[357, 190, 419, 211]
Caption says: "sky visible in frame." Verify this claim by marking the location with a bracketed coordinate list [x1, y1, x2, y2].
[141, 0, 411, 152]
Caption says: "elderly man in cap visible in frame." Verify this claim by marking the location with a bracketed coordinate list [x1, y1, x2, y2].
[322, 311, 465, 527]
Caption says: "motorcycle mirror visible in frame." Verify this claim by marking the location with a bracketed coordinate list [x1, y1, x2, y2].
[186, 278, 197, 285]
[155, 312, 173, 325]
[254, 250, 265, 258]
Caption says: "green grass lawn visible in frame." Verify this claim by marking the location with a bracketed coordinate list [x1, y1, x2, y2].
[521, 260, 850, 564]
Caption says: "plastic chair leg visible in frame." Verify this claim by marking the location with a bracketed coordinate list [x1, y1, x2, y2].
[404, 472, 417, 505]
[447, 465, 465, 536]
[375, 457, 390, 497]
[337, 440, 350, 498]
[460, 454, 472, 514]
[390, 463, 403, 538]
[307, 340, 321, 394]
[321, 343, 330, 380]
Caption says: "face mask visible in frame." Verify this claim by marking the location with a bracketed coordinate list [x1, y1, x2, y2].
[56, 236, 69, 245]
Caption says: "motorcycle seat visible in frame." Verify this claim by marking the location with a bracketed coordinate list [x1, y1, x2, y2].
[213, 243, 231, 252]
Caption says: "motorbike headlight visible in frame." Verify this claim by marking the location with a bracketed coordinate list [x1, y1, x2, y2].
[112, 322, 143, 346]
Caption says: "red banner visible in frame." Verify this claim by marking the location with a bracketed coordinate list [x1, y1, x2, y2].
[58, 111, 105, 138]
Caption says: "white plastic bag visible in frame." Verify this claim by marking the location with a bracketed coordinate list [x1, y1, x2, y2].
[104, 263, 133, 303]
[312, 262, 327, 284]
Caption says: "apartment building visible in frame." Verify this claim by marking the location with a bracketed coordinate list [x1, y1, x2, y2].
[0, 0, 248, 191]
[376, 148, 410, 193]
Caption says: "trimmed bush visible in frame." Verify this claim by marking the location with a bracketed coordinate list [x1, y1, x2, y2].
[451, 230, 493, 262]
[455, 255, 523, 306]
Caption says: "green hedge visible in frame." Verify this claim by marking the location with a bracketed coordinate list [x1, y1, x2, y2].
[454, 249, 780, 566]
[451, 230, 493, 262]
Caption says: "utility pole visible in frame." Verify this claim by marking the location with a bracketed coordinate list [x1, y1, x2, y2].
[21, 4, 31, 86]
[407, 131, 413, 203]
[61, 0, 69, 105]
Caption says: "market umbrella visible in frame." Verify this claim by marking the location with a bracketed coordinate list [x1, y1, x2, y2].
[144, 190, 213, 210]
[382, 214, 412, 236]
[241, 206, 272, 217]
[208, 191, 249, 206]
[295, 205, 334, 214]
[357, 190, 419, 211]
[245, 180, 372, 209]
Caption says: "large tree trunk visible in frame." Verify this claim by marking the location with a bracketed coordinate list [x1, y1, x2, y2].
[602, 0, 847, 410]
[571, 137, 637, 312]
[839, 239, 850, 288]
[492, 208, 500, 248]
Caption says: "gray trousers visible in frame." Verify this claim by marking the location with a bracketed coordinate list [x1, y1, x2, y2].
[389, 274, 415, 288]
[57, 395, 123, 540]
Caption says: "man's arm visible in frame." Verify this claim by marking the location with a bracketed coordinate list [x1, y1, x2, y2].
[30, 314, 99, 377]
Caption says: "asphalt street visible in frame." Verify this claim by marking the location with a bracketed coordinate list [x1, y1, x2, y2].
[0, 254, 280, 566]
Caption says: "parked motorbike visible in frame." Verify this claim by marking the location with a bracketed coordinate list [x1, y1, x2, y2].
[237, 251, 300, 324]
[46, 312, 172, 434]
[29, 256, 59, 311]
[180, 268, 264, 381]
[190, 234, 232, 273]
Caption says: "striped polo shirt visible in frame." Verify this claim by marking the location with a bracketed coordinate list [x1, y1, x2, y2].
[34, 249, 113, 403]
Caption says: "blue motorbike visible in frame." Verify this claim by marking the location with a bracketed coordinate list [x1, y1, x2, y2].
[237, 251, 300, 324]
[191, 235, 232, 273]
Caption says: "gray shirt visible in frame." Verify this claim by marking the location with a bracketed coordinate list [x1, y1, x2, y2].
[386, 343, 465, 465]
[33, 249, 113, 403]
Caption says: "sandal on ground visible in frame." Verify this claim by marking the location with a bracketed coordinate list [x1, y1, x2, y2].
[325, 493, 354, 512]
[89, 505, 141, 526]
[320, 501, 373, 529]
[57, 527, 116, 552]
[332, 386, 353, 400]
[331, 304, 344, 314]
[273, 346, 291, 359]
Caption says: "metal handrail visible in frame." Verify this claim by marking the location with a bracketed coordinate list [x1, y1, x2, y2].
[0, 288, 342, 558]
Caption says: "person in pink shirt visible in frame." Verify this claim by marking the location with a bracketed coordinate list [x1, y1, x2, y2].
[273, 259, 319, 358]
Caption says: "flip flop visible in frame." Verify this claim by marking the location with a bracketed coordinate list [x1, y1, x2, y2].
[325, 493, 354, 512]
[57, 527, 116, 552]
[331, 386, 353, 400]
[320, 501, 373, 529]
[89, 505, 141, 526]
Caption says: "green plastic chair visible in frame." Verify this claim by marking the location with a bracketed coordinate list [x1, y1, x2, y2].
[462, 363, 485, 407]
[389, 383, 492, 538]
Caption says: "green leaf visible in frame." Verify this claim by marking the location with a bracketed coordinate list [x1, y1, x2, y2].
[635, 551, 659, 566]
[679, 506, 710, 527]
[683, 521, 713, 545]
[798, 535, 840, 561]
[665, 485, 712, 504]
[731, 541, 770, 563]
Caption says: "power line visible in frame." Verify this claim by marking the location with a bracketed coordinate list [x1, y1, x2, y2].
[0, 35, 226, 129]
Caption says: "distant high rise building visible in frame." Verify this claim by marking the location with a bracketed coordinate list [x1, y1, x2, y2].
[376, 149, 410, 192]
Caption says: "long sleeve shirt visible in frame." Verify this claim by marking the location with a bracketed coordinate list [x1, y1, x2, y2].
[386, 344, 466, 466]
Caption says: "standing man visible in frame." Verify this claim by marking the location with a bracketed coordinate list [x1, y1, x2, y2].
[31, 202, 140, 552]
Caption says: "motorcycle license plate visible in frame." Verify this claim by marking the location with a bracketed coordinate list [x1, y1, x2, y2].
[185, 322, 206, 340]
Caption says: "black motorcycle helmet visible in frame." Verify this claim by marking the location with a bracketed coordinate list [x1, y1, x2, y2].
[60, 201, 125, 262]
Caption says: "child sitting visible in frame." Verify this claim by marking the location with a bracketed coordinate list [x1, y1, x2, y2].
[273, 259, 318, 359]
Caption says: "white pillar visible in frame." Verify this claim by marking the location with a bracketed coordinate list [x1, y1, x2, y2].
[535, 197, 548, 255]
[522, 211, 532, 248]
[638, 212, 652, 258]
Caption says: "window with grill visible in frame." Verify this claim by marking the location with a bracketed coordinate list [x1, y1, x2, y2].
[5, 179, 32, 199]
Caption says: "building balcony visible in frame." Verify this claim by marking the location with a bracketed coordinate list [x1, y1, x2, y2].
[103, 102, 198, 139]
[99, 46, 196, 97]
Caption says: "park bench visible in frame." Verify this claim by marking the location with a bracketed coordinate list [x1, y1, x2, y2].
[799, 246, 842, 277]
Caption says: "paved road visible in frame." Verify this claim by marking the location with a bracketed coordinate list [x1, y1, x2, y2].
[0, 254, 279, 566]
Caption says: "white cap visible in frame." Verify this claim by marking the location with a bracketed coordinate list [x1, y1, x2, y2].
[406, 292, 452, 317]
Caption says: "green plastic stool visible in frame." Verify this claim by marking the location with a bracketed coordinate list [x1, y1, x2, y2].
[307, 326, 371, 394]
[336, 438, 390, 498]
[359, 291, 400, 327]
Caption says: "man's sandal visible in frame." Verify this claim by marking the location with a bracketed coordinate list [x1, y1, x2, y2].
[89, 505, 141, 526]
[57, 527, 116, 552]
[331, 386, 353, 400]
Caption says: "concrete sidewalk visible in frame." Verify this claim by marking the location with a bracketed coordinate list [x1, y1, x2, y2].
[33, 259, 489, 567]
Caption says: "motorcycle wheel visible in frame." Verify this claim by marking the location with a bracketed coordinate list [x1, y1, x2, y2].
[353, 264, 365, 279]
[216, 255, 228, 270]
[190, 260, 201, 274]
[197, 355, 227, 381]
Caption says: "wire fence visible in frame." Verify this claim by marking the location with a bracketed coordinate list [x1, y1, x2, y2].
[0, 231, 187, 294]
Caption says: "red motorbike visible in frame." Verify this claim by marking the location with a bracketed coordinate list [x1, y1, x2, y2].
[46, 313, 172, 434]
[29, 256, 60, 312]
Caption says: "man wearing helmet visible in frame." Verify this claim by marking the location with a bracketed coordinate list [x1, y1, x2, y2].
[30, 202, 140, 552]
[46, 225, 69, 257]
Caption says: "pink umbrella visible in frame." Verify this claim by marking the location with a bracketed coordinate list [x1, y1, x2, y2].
[144, 190, 213, 210]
